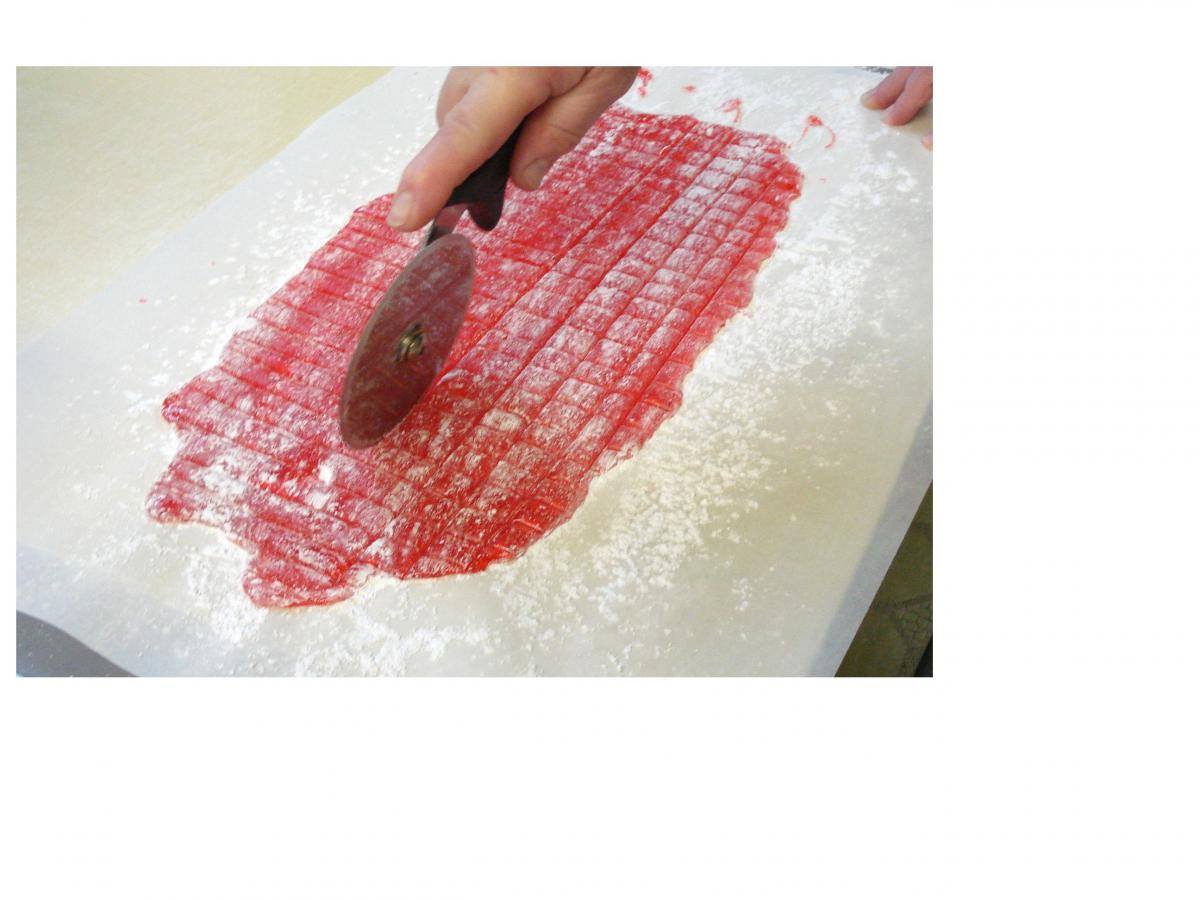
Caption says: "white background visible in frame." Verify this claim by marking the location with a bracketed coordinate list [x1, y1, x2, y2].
[6, 0, 1200, 898]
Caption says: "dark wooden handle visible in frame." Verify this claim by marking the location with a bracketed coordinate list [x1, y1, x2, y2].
[444, 120, 524, 232]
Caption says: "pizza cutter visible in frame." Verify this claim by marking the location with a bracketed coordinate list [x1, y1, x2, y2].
[338, 127, 522, 449]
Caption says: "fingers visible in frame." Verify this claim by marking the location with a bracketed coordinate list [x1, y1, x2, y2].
[922, 132, 933, 151]
[389, 67, 637, 230]
[510, 67, 639, 190]
[881, 67, 933, 126]
[388, 69, 551, 230]
[435, 67, 477, 125]
[861, 66, 913, 110]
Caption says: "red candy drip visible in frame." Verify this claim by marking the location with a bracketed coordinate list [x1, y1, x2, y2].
[636, 68, 653, 98]
[800, 114, 836, 149]
[719, 98, 744, 124]
[148, 106, 803, 607]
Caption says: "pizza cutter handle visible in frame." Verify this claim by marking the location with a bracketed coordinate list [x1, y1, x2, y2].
[444, 119, 525, 232]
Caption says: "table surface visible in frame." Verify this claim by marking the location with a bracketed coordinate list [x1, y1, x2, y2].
[17, 67, 390, 348]
[16, 67, 931, 675]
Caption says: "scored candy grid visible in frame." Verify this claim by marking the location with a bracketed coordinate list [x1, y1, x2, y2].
[148, 105, 803, 607]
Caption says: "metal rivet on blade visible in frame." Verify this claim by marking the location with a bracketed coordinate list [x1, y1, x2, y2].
[394, 322, 425, 363]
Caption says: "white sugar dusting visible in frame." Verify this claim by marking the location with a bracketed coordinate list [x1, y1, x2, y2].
[185, 540, 268, 646]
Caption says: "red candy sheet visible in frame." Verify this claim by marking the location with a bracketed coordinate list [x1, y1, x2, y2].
[148, 105, 802, 607]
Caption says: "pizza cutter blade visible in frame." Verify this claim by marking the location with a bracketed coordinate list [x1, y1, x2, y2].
[338, 234, 476, 449]
[338, 125, 523, 449]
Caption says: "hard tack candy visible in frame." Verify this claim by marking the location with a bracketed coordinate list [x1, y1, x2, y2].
[147, 105, 803, 608]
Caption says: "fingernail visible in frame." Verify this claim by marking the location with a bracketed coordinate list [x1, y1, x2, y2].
[387, 191, 414, 229]
[860, 89, 878, 109]
[523, 159, 550, 189]
[922, 133, 933, 150]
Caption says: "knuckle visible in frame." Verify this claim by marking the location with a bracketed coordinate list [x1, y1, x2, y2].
[440, 104, 481, 142]
[545, 67, 587, 95]
[497, 67, 552, 106]
[539, 117, 588, 146]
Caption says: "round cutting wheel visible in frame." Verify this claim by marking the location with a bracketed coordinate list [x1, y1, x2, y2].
[338, 233, 475, 449]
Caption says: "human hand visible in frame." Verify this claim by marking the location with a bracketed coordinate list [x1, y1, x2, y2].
[861, 66, 933, 150]
[387, 66, 640, 230]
